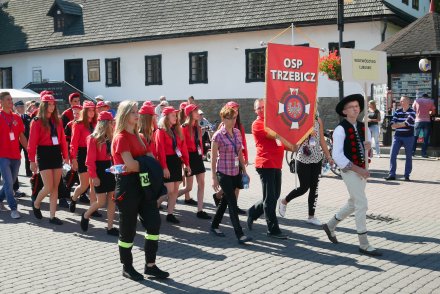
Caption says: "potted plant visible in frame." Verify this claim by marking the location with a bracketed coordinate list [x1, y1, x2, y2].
[319, 50, 342, 81]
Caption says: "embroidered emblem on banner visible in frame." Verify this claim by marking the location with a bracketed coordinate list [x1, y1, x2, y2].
[278, 87, 310, 129]
[139, 173, 151, 187]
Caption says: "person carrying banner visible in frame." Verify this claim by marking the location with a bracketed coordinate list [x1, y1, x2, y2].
[322, 94, 382, 257]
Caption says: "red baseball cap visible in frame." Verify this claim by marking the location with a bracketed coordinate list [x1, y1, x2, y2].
[69, 92, 80, 102]
[83, 101, 95, 109]
[41, 94, 55, 102]
[226, 101, 239, 109]
[97, 111, 113, 121]
[96, 101, 107, 108]
[179, 102, 188, 110]
[71, 105, 83, 110]
[143, 100, 154, 107]
[139, 105, 155, 115]
[40, 90, 54, 98]
[184, 104, 198, 117]
[162, 106, 179, 116]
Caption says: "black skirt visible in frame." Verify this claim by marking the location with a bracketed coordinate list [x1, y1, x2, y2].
[187, 151, 206, 176]
[77, 147, 88, 174]
[94, 160, 116, 194]
[164, 154, 183, 183]
[37, 145, 62, 171]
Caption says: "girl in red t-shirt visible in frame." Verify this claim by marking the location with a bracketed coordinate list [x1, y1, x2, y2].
[138, 103, 157, 157]
[155, 106, 191, 224]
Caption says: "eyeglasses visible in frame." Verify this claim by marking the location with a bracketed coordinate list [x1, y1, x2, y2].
[224, 116, 238, 120]
[255, 106, 264, 111]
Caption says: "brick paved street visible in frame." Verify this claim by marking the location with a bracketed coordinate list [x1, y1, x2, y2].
[0, 134, 439, 294]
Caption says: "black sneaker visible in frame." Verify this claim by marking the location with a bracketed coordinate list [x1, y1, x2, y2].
[196, 211, 212, 219]
[237, 207, 247, 215]
[166, 214, 180, 224]
[91, 210, 102, 218]
[49, 217, 63, 225]
[69, 198, 76, 213]
[267, 232, 288, 239]
[14, 191, 26, 198]
[384, 176, 396, 181]
[184, 198, 197, 206]
[212, 193, 221, 207]
[404, 176, 411, 182]
[80, 212, 89, 232]
[32, 202, 43, 220]
[144, 264, 169, 279]
[58, 198, 69, 208]
[123, 265, 144, 281]
[106, 227, 119, 236]
[79, 194, 90, 204]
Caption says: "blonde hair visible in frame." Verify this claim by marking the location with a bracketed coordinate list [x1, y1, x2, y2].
[37, 101, 60, 129]
[114, 100, 145, 148]
[219, 106, 236, 119]
[91, 120, 113, 151]
[139, 113, 155, 143]
[158, 112, 183, 140]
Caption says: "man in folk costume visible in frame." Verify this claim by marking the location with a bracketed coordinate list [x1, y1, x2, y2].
[322, 94, 382, 256]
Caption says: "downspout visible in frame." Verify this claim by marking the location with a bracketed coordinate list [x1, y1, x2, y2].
[381, 19, 388, 42]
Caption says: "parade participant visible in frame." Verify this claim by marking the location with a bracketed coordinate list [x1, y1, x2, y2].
[14, 100, 32, 176]
[187, 96, 195, 105]
[82, 111, 118, 235]
[246, 99, 295, 239]
[178, 104, 211, 219]
[69, 101, 97, 213]
[0, 92, 27, 218]
[138, 103, 157, 157]
[155, 106, 191, 224]
[112, 100, 169, 280]
[322, 94, 381, 256]
[61, 92, 81, 128]
[178, 102, 188, 125]
[64, 105, 82, 147]
[212, 101, 248, 215]
[28, 94, 68, 224]
[96, 100, 110, 114]
[210, 106, 252, 244]
[367, 100, 381, 157]
[278, 111, 333, 226]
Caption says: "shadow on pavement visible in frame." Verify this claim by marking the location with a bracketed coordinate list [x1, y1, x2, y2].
[138, 278, 228, 293]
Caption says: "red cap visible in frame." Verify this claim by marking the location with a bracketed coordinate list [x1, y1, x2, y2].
[83, 101, 95, 109]
[71, 105, 83, 110]
[69, 92, 80, 102]
[184, 104, 198, 117]
[161, 106, 179, 116]
[226, 101, 239, 109]
[139, 105, 155, 115]
[41, 94, 55, 102]
[143, 100, 154, 107]
[179, 102, 188, 110]
[97, 111, 113, 121]
[40, 90, 54, 98]
[96, 101, 107, 108]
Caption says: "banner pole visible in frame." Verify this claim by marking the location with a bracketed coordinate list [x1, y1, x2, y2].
[291, 23, 294, 45]
[364, 81, 369, 169]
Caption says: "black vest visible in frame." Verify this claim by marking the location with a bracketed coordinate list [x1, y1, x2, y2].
[339, 119, 366, 168]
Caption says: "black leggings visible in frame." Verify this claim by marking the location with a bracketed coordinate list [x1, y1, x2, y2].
[285, 160, 321, 216]
[115, 173, 161, 265]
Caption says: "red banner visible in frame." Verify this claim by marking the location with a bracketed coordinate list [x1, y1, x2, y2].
[265, 43, 319, 145]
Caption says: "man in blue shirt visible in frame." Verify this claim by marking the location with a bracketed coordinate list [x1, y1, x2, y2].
[385, 96, 416, 181]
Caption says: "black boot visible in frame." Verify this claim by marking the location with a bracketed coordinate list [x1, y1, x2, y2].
[144, 264, 169, 279]
[123, 265, 144, 281]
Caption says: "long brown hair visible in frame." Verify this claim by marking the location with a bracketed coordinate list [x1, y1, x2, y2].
[158, 113, 183, 140]
[37, 101, 60, 129]
[77, 107, 97, 129]
[178, 109, 187, 125]
[139, 113, 155, 143]
[184, 110, 201, 141]
[90, 120, 113, 152]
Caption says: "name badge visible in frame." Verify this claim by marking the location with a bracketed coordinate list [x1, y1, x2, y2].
[175, 148, 182, 158]
[9, 132, 15, 141]
[275, 139, 282, 146]
[52, 136, 59, 145]
[234, 157, 239, 167]
[197, 146, 202, 155]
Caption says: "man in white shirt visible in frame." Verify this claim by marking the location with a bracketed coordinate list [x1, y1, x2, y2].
[322, 94, 382, 257]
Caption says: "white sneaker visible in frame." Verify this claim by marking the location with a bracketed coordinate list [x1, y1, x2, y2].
[278, 199, 287, 217]
[306, 217, 322, 226]
[0, 203, 8, 212]
[10, 210, 21, 219]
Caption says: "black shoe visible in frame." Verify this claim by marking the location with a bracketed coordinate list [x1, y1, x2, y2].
[79, 194, 90, 204]
[404, 176, 411, 182]
[58, 198, 69, 208]
[422, 154, 429, 158]
[32, 203, 42, 220]
[323, 224, 338, 244]
[106, 227, 119, 236]
[210, 227, 225, 237]
[184, 198, 197, 206]
[144, 264, 169, 279]
[238, 235, 253, 244]
[359, 247, 383, 257]
[69, 198, 76, 213]
[237, 207, 247, 215]
[80, 213, 89, 232]
[212, 193, 221, 207]
[267, 232, 288, 239]
[123, 265, 144, 281]
[247, 215, 253, 231]
[166, 214, 180, 224]
[91, 210, 102, 218]
[384, 176, 396, 181]
[49, 217, 63, 225]
[196, 211, 211, 219]
[14, 191, 25, 198]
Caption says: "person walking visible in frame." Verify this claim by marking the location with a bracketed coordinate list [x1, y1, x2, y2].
[14, 100, 32, 177]
[28, 94, 69, 224]
[412, 93, 436, 157]
[61, 92, 81, 128]
[138, 102, 157, 158]
[322, 94, 381, 257]
[210, 105, 252, 244]
[367, 100, 381, 158]
[81, 111, 118, 236]
[112, 100, 169, 281]
[385, 96, 416, 181]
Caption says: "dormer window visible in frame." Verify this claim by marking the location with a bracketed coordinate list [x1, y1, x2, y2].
[54, 10, 65, 32]
[47, 0, 82, 33]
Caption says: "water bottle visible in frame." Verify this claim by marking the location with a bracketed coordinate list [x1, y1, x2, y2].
[242, 174, 250, 189]
[322, 162, 330, 175]
[63, 163, 71, 172]
[105, 164, 125, 174]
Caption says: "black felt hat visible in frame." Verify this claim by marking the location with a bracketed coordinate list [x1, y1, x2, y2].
[335, 94, 364, 117]
[14, 100, 24, 107]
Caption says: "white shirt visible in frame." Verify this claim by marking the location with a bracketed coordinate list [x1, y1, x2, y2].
[332, 121, 371, 169]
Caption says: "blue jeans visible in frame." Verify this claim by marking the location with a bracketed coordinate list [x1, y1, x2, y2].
[413, 121, 431, 156]
[368, 124, 381, 156]
[389, 136, 413, 178]
[0, 158, 21, 210]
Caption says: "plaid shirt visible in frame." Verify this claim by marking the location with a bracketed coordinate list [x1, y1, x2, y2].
[212, 126, 242, 176]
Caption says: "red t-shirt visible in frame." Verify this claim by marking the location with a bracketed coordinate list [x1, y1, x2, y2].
[155, 128, 189, 168]
[28, 118, 68, 162]
[182, 124, 203, 154]
[0, 110, 25, 160]
[112, 130, 148, 165]
[252, 116, 284, 169]
[70, 121, 94, 158]
[86, 136, 112, 178]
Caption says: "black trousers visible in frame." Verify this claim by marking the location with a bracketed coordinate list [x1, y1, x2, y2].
[115, 174, 161, 265]
[211, 172, 244, 239]
[21, 145, 31, 175]
[248, 168, 282, 234]
[285, 160, 321, 216]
